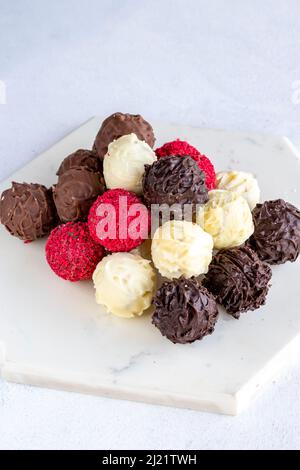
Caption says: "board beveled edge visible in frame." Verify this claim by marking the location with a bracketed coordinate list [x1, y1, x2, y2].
[0, 341, 6, 369]
[2, 329, 300, 416]
[282, 136, 300, 162]
[0, 359, 238, 416]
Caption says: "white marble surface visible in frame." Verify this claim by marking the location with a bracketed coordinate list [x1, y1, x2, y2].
[1, 0, 300, 450]
[1, 117, 300, 418]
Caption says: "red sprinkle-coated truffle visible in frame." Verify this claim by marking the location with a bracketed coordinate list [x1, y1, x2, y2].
[45, 222, 105, 282]
[155, 139, 216, 190]
[88, 189, 150, 252]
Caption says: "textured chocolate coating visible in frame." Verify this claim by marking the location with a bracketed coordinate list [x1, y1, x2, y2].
[152, 277, 218, 344]
[53, 168, 105, 222]
[203, 246, 272, 319]
[0, 182, 56, 241]
[93, 112, 155, 160]
[142, 155, 208, 211]
[57, 149, 102, 176]
[249, 199, 300, 265]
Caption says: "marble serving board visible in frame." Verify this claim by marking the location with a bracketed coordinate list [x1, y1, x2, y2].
[1, 117, 300, 416]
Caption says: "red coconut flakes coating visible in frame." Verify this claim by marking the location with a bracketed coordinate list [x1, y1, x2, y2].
[155, 139, 216, 190]
[45, 222, 105, 282]
[88, 188, 150, 252]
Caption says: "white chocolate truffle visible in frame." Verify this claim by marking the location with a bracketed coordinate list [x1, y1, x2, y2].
[93, 252, 156, 318]
[151, 220, 213, 279]
[197, 189, 254, 250]
[216, 171, 260, 210]
[103, 133, 156, 194]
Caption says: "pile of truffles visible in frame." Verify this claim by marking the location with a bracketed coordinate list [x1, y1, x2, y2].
[1, 112, 300, 345]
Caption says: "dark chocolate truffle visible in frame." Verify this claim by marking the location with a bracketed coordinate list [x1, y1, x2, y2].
[0, 182, 56, 241]
[53, 168, 105, 222]
[142, 155, 208, 212]
[203, 246, 272, 319]
[152, 277, 218, 344]
[249, 199, 300, 265]
[57, 149, 102, 176]
[93, 112, 155, 160]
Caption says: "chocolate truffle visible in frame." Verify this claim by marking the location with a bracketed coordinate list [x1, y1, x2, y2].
[152, 277, 218, 344]
[93, 112, 155, 160]
[203, 246, 272, 319]
[249, 199, 300, 265]
[103, 134, 156, 194]
[142, 155, 208, 212]
[216, 171, 260, 210]
[53, 168, 105, 222]
[0, 182, 56, 241]
[93, 252, 157, 318]
[56, 149, 101, 176]
[197, 190, 254, 249]
[152, 220, 213, 279]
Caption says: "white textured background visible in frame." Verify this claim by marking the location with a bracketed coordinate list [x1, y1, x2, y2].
[0, 0, 300, 450]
